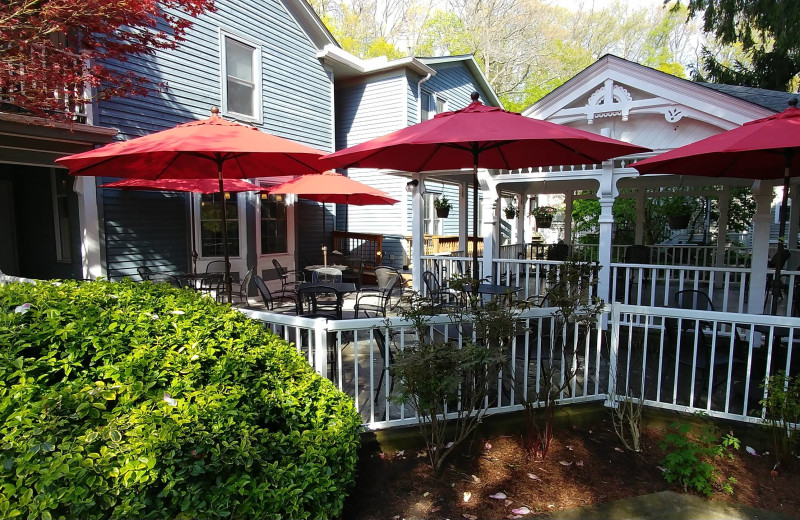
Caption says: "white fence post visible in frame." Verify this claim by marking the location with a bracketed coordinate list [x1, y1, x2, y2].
[604, 303, 620, 407]
[313, 318, 329, 379]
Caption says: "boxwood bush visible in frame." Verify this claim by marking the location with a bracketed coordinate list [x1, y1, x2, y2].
[0, 279, 361, 520]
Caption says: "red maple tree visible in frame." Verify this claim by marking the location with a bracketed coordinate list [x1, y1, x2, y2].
[1, 0, 215, 122]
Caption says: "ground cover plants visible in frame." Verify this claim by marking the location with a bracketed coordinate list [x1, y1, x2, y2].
[0, 279, 361, 519]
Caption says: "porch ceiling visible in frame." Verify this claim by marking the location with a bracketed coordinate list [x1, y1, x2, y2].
[0, 112, 117, 168]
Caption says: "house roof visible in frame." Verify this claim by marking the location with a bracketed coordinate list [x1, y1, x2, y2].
[417, 55, 502, 108]
[280, 0, 338, 50]
[317, 45, 435, 81]
[697, 83, 799, 113]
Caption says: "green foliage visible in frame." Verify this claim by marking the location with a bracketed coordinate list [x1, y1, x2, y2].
[678, 0, 800, 90]
[660, 419, 740, 496]
[434, 196, 452, 211]
[388, 290, 518, 474]
[0, 279, 361, 520]
[760, 371, 800, 471]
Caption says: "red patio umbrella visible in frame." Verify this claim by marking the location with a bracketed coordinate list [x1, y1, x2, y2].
[632, 99, 800, 314]
[324, 93, 649, 281]
[99, 178, 270, 275]
[55, 108, 328, 302]
[268, 170, 398, 251]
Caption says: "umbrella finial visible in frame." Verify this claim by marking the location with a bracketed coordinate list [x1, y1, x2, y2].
[471, 92, 480, 102]
[790, 98, 798, 108]
[210, 106, 220, 116]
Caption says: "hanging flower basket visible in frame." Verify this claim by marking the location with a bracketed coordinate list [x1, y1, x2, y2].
[536, 215, 553, 228]
[436, 207, 450, 218]
[434, 195, 452, 219]
[531, 205, 556, 229]
[667, 214, 690, 230]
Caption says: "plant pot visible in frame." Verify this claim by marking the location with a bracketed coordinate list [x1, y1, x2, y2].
[504, 211, 516, 220]
[436, 208, 450, 218]
[667, 214, 690, 230]
[536, 216, 552, 228]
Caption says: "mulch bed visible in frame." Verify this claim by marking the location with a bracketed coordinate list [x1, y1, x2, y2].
[343, 417, 800, 519]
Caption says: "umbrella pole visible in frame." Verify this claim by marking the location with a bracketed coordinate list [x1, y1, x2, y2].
[190, 192, 198, 275]
[216, 158, 233, 304]
[770, 155, 793, 315]
[472, 147, 480, 292]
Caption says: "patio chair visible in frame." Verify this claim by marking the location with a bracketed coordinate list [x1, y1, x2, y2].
[422, 270, 460, 309]
[253, 275, 297, 311]
[231, 266, 255, 305]
[137, 265, 154, 281]
[272, 258, 304, 293]
[765, 248, 792, 313]
[340, 257, 365, 288]
[354, 267, 400, 318]
[297, 284, 344, 320]
[312, 266, 343, 283]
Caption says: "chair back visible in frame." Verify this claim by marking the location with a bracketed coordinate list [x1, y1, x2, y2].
[375, 267, 399, 290]
[624, 245, 651, 264]
[137, 266, 153, 281]
[272, 258, 287, 278]
[673, 289, 715, 312]
[206, 260, 230, 273]
[547, 243, 569, 261]
[297, 285, 343, 319]
[770, 248, 791, 269]
[312, 267, 343, 283]
[253, 275, 275, 310]
[238, 266, 255, 299]
[422, 270, 440, 294]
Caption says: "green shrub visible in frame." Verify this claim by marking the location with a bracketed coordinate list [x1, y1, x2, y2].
[0, 279, 361, 520]
[660, 419, 739, 496]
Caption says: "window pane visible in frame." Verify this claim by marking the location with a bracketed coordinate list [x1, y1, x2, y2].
[52, 171, 72, 262]
[261, 194, 288, 255]
[224, 37, 256, 117]
[200, 193, 239, 257]
[421, 91, 432, 121]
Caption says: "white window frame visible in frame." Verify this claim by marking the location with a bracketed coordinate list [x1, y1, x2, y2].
[195, 191, 247, 262]
[218, 30, 263, 124]
[423, 192, 443, 235]
[421, 90, 448, 122]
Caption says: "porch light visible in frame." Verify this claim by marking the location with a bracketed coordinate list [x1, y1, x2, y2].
[405, 179, 419, 193]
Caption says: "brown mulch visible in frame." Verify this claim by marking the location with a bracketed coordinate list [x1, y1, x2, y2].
[343, 418, 800, 519]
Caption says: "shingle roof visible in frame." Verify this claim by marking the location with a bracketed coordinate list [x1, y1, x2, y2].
[698, 83, 799, 113]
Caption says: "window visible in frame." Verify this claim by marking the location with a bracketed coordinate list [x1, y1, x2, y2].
[421, 92, 447, 122]
[260, 194, 288, 254]
[423, 192, 443, 235]
[220, 32, 261, 122]
[51, 169, 71, 262]
[200, 192, 239, 257]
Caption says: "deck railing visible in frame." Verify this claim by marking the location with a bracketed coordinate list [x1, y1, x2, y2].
[241, 302, 800, 431]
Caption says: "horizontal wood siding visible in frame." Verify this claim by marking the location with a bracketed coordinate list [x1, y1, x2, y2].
[424, 62, 493, 111]
[96, 0, 333, 277]
[335, 75, 405, 149]
[296, 199, 334, 267]
[102, 189, 189, 280]
[343, 169, 406, 236]
[406, 71, 418, 125]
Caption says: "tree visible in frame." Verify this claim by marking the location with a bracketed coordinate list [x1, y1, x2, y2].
[675, 0, 800, 90]
[0, 0, 215, 122]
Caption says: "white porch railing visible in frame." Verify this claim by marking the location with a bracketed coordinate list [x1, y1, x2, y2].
[241, 302, 800, 431]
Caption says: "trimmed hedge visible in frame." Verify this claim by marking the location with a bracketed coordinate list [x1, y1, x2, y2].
[0, 279, 361, 519]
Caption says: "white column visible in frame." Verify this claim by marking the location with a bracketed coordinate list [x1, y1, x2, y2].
[715, 186, 731, 270]
[410, 174, 424, 292]
[748, 181, 773, 313]
[635, 189, 645, 245]
[481, 188, 499, 283]
[458, 182, 468, 256]
[74, 176, 103, 280]
[563, 191, 573, 245]
[515, 193, 525, 246]
[789, 183, 800, 250]
[597, 162, 617, 306]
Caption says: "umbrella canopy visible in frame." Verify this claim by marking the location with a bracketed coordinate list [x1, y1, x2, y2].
[99, 178, 270, 275]
[99, 178, 271, 194]
[268, 170, 398, 205]
[632, 99, 800, 314]
[56, 108, 328, 302]
[324, 93, 650, 281]
[268, 170, 398, 248]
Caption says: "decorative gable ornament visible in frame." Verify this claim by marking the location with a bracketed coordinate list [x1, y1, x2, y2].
[586, 79, 632, 124]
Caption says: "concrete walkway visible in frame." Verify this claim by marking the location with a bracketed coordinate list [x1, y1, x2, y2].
[544, 491, 798, 520]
